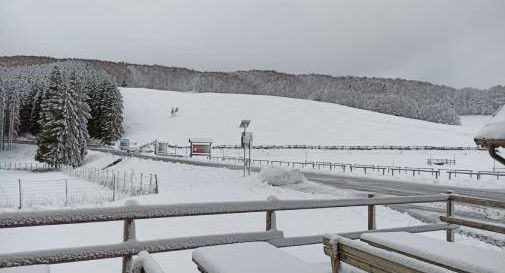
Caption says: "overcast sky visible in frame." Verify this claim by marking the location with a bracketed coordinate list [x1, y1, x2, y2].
[1, 0, 504, 89]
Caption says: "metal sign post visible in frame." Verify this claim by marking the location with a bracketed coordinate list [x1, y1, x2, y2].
[239, 120, 252, 176]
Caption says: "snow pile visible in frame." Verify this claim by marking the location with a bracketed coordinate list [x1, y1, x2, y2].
[475, 105, 505, 141]
[260, 167, 306, 186]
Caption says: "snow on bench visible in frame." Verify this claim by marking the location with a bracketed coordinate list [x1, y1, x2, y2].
[325, 235, 454, 273]
[360, 232, 505, 273]
[0, 265, 50, 273]
[192, 242, 329, 273]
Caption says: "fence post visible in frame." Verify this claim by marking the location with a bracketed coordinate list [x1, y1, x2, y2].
[113, 174, 117, 201]
[446, 191, 455, 242]
[368, 193, 376, 230]
[122, 200, 138, 273]
[266, 196, 278, 231]
[18, 179, 22, 209]
[65, 179, 69, 206]
[154, 174, 159, 194]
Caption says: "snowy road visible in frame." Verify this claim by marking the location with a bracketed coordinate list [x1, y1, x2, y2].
[303, 172, 505, 201]
[109, 149, 505, 202]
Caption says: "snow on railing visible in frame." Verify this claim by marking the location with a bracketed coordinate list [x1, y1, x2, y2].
[1, 194, 501, 272]
[130, 251, 166, 273]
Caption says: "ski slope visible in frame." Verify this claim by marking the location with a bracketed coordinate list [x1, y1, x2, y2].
[121, 88, 486, 146]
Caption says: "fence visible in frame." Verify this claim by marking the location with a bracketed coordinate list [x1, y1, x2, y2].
[0, 163, 159, 209]
[209, 155, 505, 181]
[0, 161, 54, 172]
[212, 144, 480, 151]
[64, 167, 159, 198]
[0, 178, 114, 209]
[0, 194, 503, 273]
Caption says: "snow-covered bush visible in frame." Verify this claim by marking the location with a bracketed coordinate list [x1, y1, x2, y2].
[259, 167, 306, 186]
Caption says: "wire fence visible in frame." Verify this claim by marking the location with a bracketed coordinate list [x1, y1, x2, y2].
[0, 161, 54, 172]
[0, 162, 159, 209]
[0, 178, 114, 209]
[63, 166, 159, 198]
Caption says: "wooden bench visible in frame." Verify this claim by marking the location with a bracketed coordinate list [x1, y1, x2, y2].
[192, 242, 328, 273]
[323, 235, 455, 273]
[360, 232, 505, 273]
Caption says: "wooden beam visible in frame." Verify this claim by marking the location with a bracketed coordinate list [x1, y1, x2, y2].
[450, 195, 505, 209]
[440, 216, 505, 234]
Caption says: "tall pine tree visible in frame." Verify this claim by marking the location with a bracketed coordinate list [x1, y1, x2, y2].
[36, 66, 65, 167]
[36, 67, 91, 167]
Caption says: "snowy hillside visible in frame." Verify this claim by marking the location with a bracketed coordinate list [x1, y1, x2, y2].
[121, 88, 485, 146]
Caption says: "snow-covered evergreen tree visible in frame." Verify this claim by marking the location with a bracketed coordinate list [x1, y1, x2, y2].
[98, 79, 123, 144]
[36, 66, 65, 167]
[35, 67, 91, 167]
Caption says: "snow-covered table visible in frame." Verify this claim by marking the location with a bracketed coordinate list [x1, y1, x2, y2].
[360, 232, 505, 273]
[192, 242, 329, 273]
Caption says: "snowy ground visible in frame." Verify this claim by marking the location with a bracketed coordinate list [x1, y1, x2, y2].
[120, 88, 505, 187]
[121, 88, 489, 147]
[1, 89, 503, 272]
[0, 148, 502, 273]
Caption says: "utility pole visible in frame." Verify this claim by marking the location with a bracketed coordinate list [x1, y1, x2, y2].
[0, 97, 4, 151]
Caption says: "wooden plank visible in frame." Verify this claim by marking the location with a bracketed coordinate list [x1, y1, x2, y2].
[338, 244, 432, 273]
[360, 239, 470, 273]
[440, 216, 505, 234]
[450, 195, 505, 209]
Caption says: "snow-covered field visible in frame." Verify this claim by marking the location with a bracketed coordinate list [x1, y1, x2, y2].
[1, 149, 501, 273]
[1, 89, 503, 273]
[121, 88, 490, 147]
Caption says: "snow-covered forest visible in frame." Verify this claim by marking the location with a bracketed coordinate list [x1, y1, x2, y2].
[0, 61, 123, 166]
[2, 56, 504, 125]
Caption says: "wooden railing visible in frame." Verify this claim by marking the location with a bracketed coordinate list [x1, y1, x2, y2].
[1, 194, 503, 272]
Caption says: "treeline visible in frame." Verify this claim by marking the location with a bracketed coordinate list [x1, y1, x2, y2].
[0, 61, 123, 167]
[1, 56, 505, 125]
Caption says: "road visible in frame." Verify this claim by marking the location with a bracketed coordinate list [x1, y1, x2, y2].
[303, 172, 505, 201]
[98, 147, 505, 202]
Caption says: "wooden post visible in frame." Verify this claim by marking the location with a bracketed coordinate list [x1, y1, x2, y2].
[266, 196, 277, 231]
[122, 200, 138, 273]
[154, 174, 159, 194]
[368, 193, 376, 230]
[112, 175, 116, 201]
[65, 179, 69, 206]
[446, 191, 455, 242]
[18, 179, 22, 210]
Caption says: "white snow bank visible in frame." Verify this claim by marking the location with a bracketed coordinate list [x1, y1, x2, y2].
[360, 232, 505, 273]
[475, 105, 505, 141]
[192, 242, 326, 273]
[0, 265, 50, 273]
[260, 167, 306, 186]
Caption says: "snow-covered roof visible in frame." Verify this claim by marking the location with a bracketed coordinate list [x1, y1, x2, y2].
[475, 105, 505, 147]
[189, 138, 213, 143]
